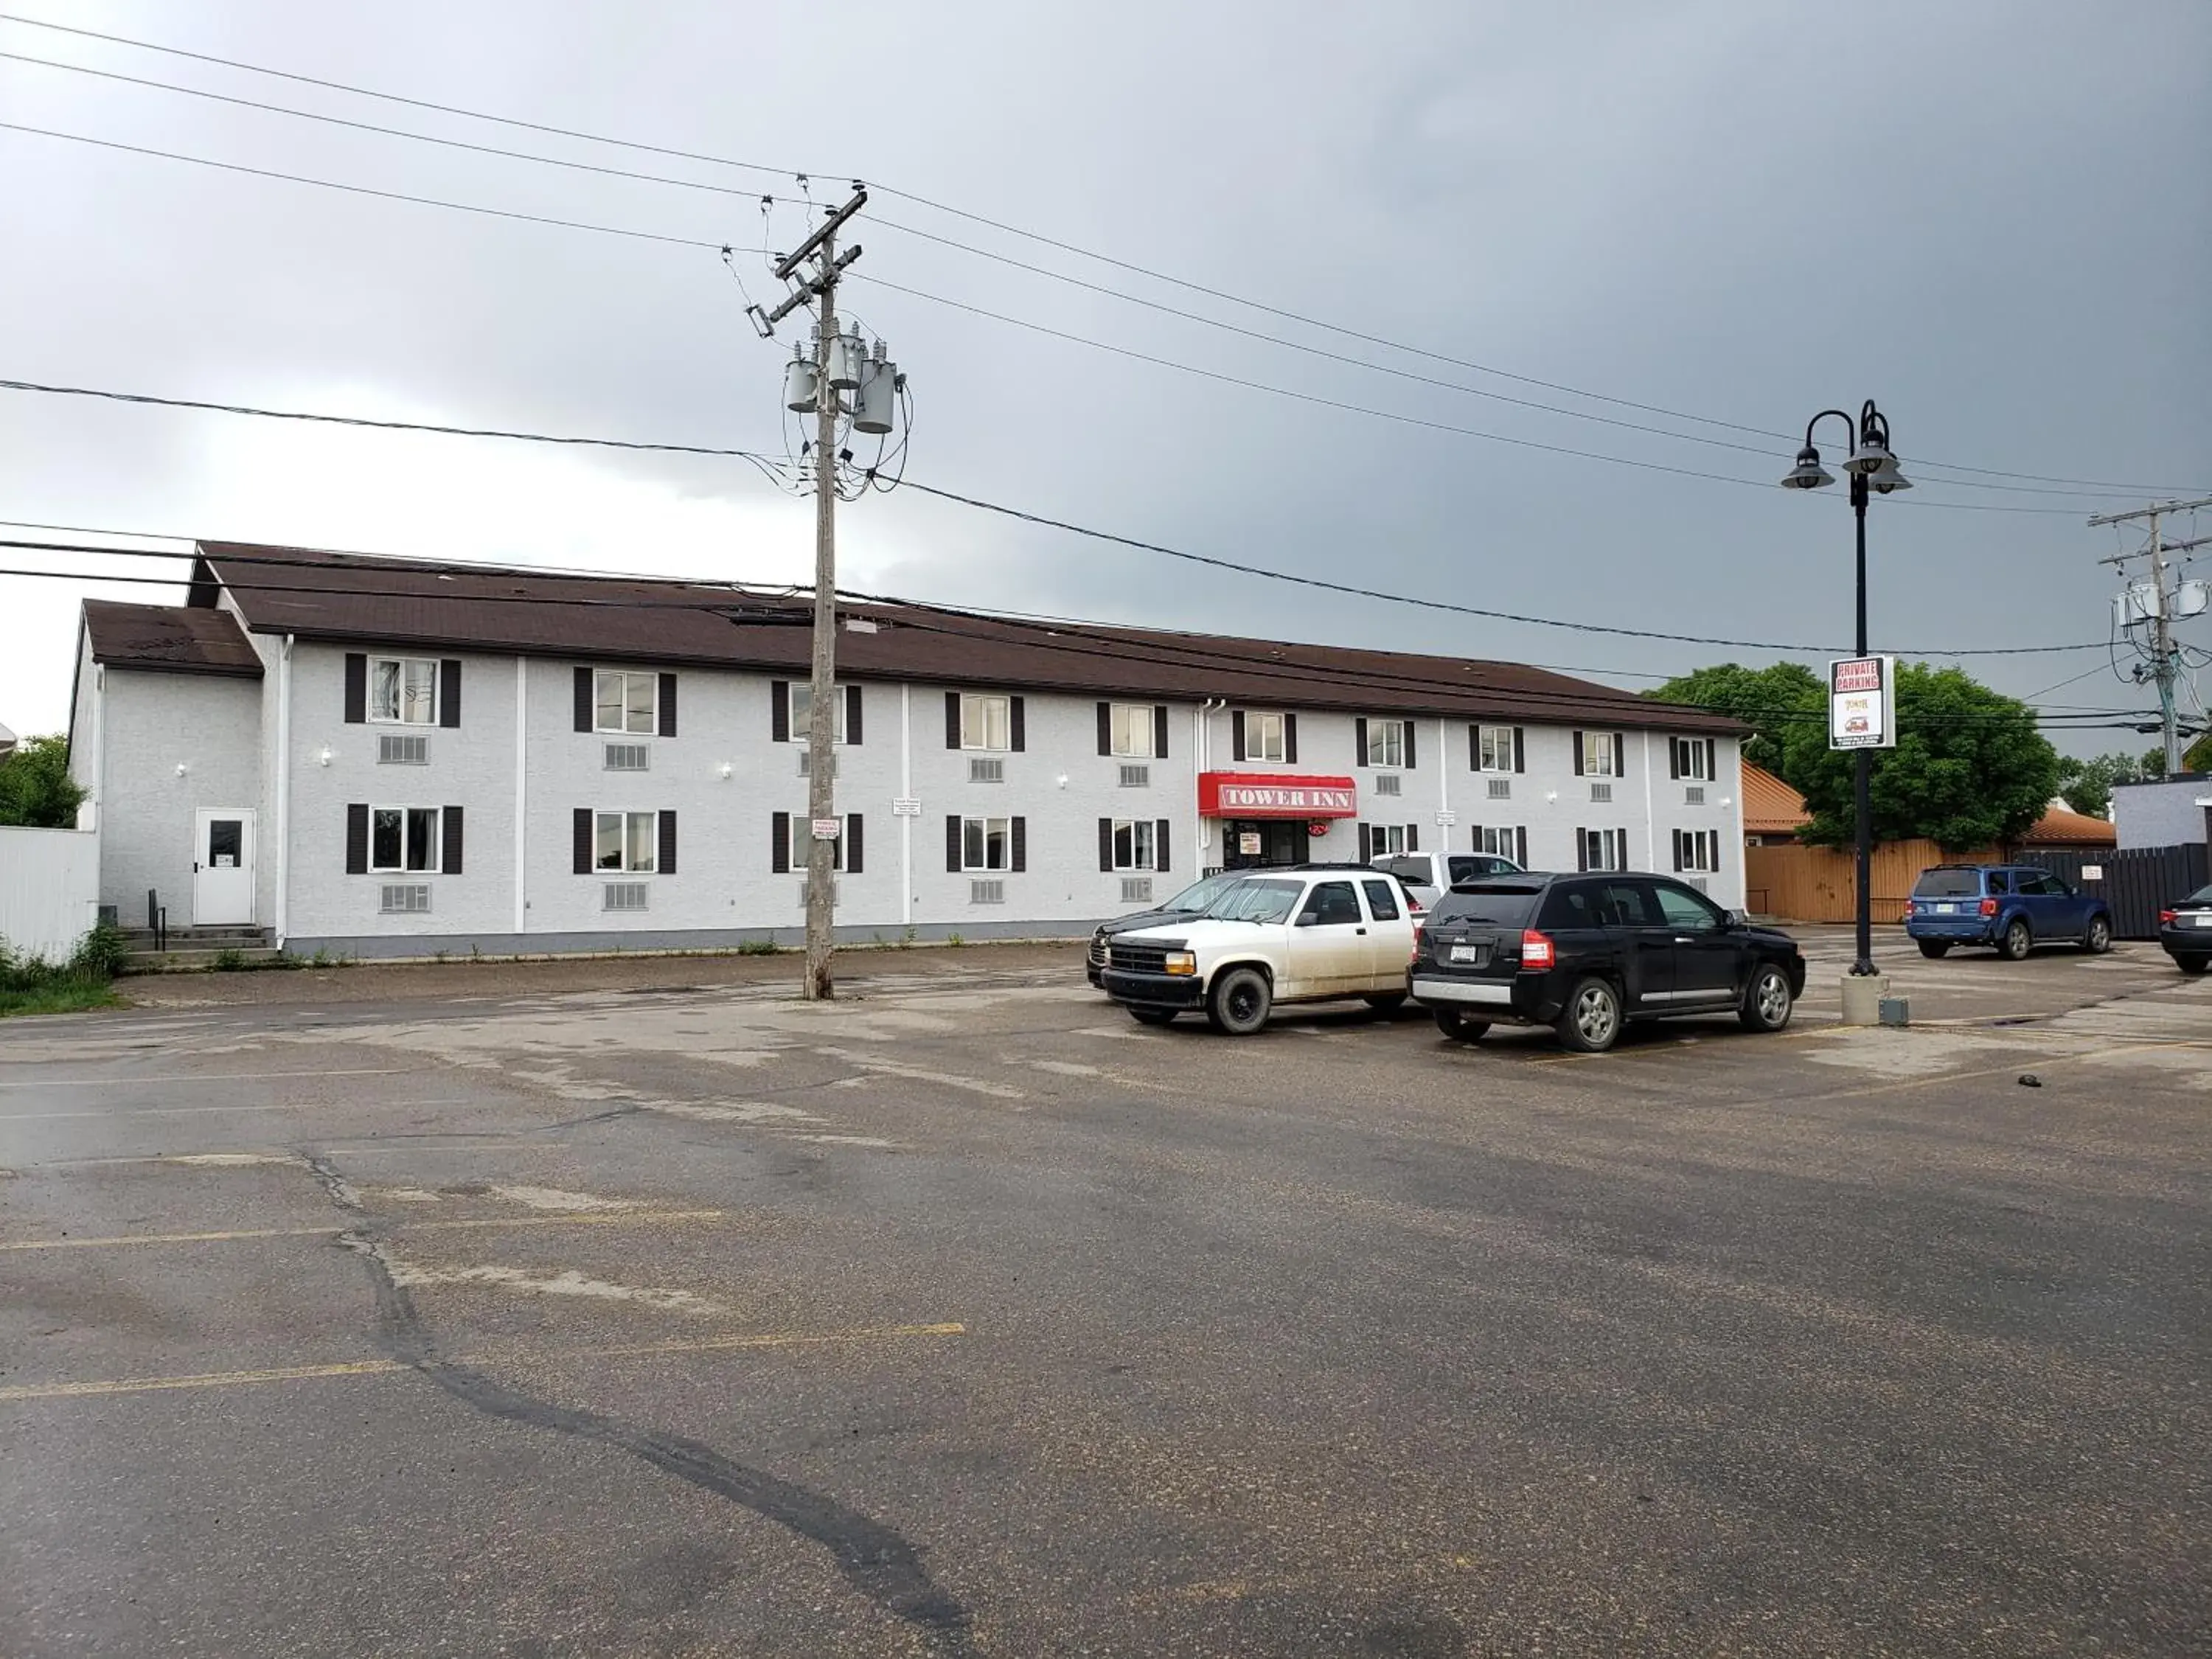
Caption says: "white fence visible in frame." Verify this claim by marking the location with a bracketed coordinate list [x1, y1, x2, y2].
[0, 827, 100, 963]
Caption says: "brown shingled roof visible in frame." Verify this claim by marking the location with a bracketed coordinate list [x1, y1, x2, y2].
[191, 541, 1744, 734]
[83, 599, 264, 677]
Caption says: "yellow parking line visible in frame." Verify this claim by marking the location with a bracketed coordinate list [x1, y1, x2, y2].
[0, 1208, 728, 1252]
[0, 1322, 968, 1403]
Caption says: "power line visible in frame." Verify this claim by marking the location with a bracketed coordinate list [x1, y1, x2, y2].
[0, 376, 2115, 658]
[0, 10, 2195, 499]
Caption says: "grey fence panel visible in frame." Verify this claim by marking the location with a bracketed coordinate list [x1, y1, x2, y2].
[2024, 844, 2209, 939]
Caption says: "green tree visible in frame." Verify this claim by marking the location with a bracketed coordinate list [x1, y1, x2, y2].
[1645, 661, 1823, 776]
[0, 734, 85, 829]
[1780, 664, 2059, 850]
[2186, 730, 2212, 773]
[2053, 751, 2142, 818]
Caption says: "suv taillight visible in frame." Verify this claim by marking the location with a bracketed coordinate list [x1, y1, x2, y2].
[1521, 928, 1555, 970]
[2161, 908, 2178, 926]
[1979, 897, 1998, 917]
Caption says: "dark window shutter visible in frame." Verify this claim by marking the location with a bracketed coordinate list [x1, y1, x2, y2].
[1706, 738, 1717, 782]
[1514, 728, 1526, 773]
[846, 685, 863, 746]
[1468, 822, 1483, 853]
[573, 807, 592, 874]
[1469, 724, 1480, 772]
[1099, 818, 1114, 872]
[772, 813, 790, 873]
[439, 660, 462, 728]
[845, 814, 863, 875]
[1572, 731, 1585, 776]
[658, 673, 678, 738]
[1231, 710, 1246, 762]
[1011, 817, 1027, 873]
[1355, 718, 1368, 765]
[1517, 827, 1528, 867]
[1670, 739, 1682, 779]
[1405, 722, 1417, 771]
[945, 692, 961, 749]
[1156, 820, 1171, 874]
[345, 803, 369, 873]
[343, 654, 366, 724]
[1408, 824, 1419, 852]
[442, 805, 464, 874]
[1673, 830, 1684, 872]
[574, 667, 594, 733]
[1010, 696, 1026, 753]
[946, 814, 961, 872]
[1576, 830, 1589, 872]
[1615, 733, 1627, 776]
[1357, 823, 1372, 862]
[1620, 824, 1630, 869]
[1154, 706, 1169, 759]
[1097, 703, 1113, 757]
[1284, 712, 1299, 765]
[658, 810, 678, 876]
[771, 681, 789, 743]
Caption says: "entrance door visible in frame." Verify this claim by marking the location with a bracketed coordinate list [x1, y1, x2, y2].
[192, 808, 256, 925]
[1223, 819, 1312, 870]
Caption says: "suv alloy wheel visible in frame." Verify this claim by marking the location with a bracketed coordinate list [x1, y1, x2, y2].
[1739, 964, 1794, 1032]
[2084, 916, 2112, 954]
[1556, 975, 1622, 1054]
[2000, 919, 2032, 961]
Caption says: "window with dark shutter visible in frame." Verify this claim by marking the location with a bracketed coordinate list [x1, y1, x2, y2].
[771, 812, 790, 873]
[945, 814, 961, 872]
[1010, 696, 1026, 752]
[1614, 733, 1627, 776]
[573, 667, 594, 734]
[1284, 712, 1298, 765]
[345, 803, 369, 873]
[845, 685, 863, 746]
[1405, 722, 1418, 771]
[945, 692, 961, 749]
[1231, 710, 1246, 762]
[344, 654, 367, 724]
[1152, 706, 1169, 759]
[658, 673, 678, 738]
[1408, 824, 1419, 852]
[771, 681, 790, 743]
[658, 810, 678, 876]
[846, 813, 863, 874]
[1705, 738, 1717, 782]
[1355, 718, 1368, 764]
[1670, 740, 1682, 780]
[1098, 818, 1114, 872]
[441, 805, 464, 874]
[1357, 824, 1372, 862]
[1010, 816, 1027, 872]
[439, 660, 462, 728]
[1097, 703, 1112, 757]
[573, 807, 592, 874]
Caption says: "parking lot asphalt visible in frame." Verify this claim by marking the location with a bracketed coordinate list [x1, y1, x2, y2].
[2, 932, 2207, 1657]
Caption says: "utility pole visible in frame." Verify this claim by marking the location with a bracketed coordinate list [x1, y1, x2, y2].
[2090, 496, 2212, 776]
[748, 187, 906, 1001]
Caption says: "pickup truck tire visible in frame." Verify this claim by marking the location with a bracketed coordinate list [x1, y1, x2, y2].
[1361, 992, 1408, 1015]
[1206, 967, 1273, 1036]
[2083, 916, 2112, 954]
[1555, 976, 1622, 1054]
[1127, 1007, 1178, 1026]
[1999, 919, 2032, 961]
[1739, 963, 1795, 1033]
[1917, 940, 1950, 959]
[1432, 1008, 1488, 1042]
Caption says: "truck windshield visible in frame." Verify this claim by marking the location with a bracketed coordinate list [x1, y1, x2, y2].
[1913, 869, 1983, 898]
[1162, 874, 1237, 914]
[1205, 880, 1301, 924]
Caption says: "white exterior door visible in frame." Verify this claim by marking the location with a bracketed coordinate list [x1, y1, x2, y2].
[192, 808, 256, 925]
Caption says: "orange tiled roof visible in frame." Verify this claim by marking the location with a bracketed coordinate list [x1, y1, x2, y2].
[1742, 764, 1811, 835]
[2019, 804, 2118, 846]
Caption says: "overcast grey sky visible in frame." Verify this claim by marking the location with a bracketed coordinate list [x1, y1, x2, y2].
[3, 0, 2207, 753]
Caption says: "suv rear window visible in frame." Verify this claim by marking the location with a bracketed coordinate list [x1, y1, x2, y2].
[1430, 883, 1543, 929]
[1913, 869, 1983, 898]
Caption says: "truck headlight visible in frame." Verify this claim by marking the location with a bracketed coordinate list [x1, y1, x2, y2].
[1164, 952, 1197, 975]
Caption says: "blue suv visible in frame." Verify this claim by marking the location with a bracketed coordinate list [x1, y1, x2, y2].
[1905, 863, 2114, 961]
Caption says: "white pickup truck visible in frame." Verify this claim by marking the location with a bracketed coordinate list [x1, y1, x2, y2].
[1099, 869, 1419, 1034]
[1370, 851, 1524, 910]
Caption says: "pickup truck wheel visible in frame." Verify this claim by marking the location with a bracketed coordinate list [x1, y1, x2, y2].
[1361, 992, 1408, 1015]
[1206, 967, 1273, 1036]
[1998, 919, 2032, 961]
[1917, 940, 1950, 959]
[1555, 976, 1622, 1054]
[1127, 1007, 1178, 1026]
[1432, 1008, 1489, 1042]
[1739, 963, 1795, 1032]
[2083, 916, 2112, 954]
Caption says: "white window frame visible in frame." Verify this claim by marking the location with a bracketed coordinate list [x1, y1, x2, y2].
[1109, 702, 1155, 759]
[1369, 824, 1411, 857]
[961, 694, 1011, 752]
[787, 681, 848, 745]
[1110, 818, 1157, 872]
[1245, 710, 1287, 763]
[788, 813, 848, 872]
[369, 656, 439, 726]
[1580, 828, 1626, 872]
[961, 815, 1012, 872]
[1476, 725, 1515, 773]
[1673, 737, 1712, 781]
[594, 809, 658, 874]
[1366, 719, 1409, 770]
[1475, 824, 1523, 860]
[595, 669, 658, 737]
[369, 805, 442, 874]
[1677, 829, 1718, 873]
[1580, 732, 1618, 778]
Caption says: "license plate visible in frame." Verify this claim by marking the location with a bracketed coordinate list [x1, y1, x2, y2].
[1935, 902, 1956, 914]
[2195, 915, 2212, 929]
[1449, 944, 1485, 964]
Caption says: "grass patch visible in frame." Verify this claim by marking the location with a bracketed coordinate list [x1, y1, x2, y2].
[737, 938, 783, 956]
[0, 980, 124, 1017]
[0, 920, 129, 1018]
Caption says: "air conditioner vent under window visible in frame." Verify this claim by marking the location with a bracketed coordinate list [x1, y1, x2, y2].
[1487, 777, 1512, 800]
[1373, 773, 1402, 796]
[1684, 875, 1711, 894]
[1589, 782, 1614, 804]
[378, 883, 431, 914]
[1118, 763, 1150, 789]
[970, 878, 1006, 905]
[798, 750, 838, 778]
[378, 734, 428, 765]
[798, 880, 839, 908]
[970, 757, 1005, 784]
[602, 882, 649, 913]
[1119, 877, 1154, 905]
[604, 742, 650, 772]
[1685, 785, 1705, 806]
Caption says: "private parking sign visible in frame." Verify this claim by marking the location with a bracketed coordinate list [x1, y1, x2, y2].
[1829, 655, 1896, 750]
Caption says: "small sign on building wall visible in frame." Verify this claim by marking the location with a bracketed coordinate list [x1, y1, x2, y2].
[1239, 832, 1262, 855]
[891, 798, 922, 817]
[2081, 864, 2104, 882]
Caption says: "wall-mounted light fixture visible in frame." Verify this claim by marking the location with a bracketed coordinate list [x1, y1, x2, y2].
[717, 762, 734, 780]
[317, 745, 333, 768]
[174, 762, 189, 777]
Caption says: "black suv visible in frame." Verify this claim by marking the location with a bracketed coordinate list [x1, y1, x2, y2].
[1410, 872, 1807, 1053]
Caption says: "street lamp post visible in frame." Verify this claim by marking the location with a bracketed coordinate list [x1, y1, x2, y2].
[1781, 400, 1910, 981]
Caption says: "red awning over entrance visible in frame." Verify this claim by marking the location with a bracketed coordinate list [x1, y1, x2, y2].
[1197, 772, 1358, 818]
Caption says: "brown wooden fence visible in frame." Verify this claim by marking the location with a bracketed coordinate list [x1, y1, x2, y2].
[1743, 840, 2000, 925]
